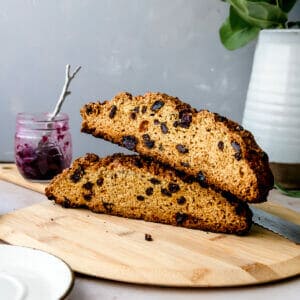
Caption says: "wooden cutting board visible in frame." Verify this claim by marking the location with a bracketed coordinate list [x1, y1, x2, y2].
[0, 163, 45, 194]
[0, 163, 300, 287]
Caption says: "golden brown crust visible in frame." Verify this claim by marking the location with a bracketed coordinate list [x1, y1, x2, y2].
[80, 92, 274, 202]
[45, 153, 252, 235]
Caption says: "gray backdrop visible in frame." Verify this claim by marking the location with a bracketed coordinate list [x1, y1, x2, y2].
[1, 0, 299, 161]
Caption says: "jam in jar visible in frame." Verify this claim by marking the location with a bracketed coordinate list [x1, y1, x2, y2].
[15, 112, 72, 181]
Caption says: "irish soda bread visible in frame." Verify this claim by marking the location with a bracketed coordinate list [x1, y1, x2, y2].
[45, 153, 252, 235]
[81, 92, 274, 203]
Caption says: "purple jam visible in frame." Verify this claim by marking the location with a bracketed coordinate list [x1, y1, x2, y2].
[16, 142, 64, 180]
[15, 113, 72, 181]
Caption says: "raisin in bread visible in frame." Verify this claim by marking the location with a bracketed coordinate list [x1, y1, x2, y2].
[45, 153, 252, 235]
[81, 92, 274, 203]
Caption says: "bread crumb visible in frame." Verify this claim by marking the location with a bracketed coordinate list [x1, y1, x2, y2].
[145, 233, 153, 241]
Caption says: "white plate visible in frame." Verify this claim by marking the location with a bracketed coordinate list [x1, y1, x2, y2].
[0, 245, 74, 300]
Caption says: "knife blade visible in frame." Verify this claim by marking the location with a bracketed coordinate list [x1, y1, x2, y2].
[251, 206, 300, 244]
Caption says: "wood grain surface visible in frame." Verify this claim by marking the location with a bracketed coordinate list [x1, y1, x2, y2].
[0, 163, 46, 194]
[0, 163, 300, 287]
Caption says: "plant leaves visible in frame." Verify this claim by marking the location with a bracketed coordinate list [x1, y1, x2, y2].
[219, 0, 299, 50]
[219, 6, 260, 50]
[228, 0, 287, 28]
[275, 183, 300, 198]
[229, 4, 251, 29]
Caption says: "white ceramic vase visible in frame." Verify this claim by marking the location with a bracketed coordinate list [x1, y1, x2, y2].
[242, 29, 300, 187]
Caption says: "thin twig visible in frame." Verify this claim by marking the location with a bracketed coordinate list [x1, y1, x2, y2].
[50, 64, 81, 120]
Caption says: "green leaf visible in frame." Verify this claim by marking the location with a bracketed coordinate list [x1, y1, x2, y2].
[219, 7, 260, 50]
[228, 0, 287, 28]
[230, 5, 251, 29]
[275, 183, 300, 198]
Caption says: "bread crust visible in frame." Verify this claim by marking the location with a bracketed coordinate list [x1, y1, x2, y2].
[80, 92, 274, 203]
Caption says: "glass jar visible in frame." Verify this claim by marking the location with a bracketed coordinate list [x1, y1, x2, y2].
[15, 112, 72, 181]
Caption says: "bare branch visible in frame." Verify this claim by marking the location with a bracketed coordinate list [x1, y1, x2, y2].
[66, 64, 70, 80]
[70, 66, 81, 79]
[50, 64, 81, 120]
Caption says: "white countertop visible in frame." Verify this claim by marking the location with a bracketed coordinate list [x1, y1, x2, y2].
[0, 180, 299, 300]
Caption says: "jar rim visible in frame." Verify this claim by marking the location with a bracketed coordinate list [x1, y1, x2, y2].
[16, 112, 69, 124]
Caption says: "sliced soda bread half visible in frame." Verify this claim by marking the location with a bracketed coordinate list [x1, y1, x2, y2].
[45, 153, 252, 235]
[80, 92, 274, 203]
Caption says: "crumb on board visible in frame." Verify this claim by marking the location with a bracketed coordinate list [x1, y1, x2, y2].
[145, 233, 153, 241]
